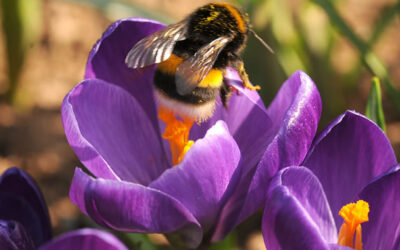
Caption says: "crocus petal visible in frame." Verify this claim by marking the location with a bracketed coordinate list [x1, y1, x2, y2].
[62, 78, 168, 184]
[85, 18, 165, 132]
[328, 246, 353, 250]
[0, 168, 51, 247]
[39, 228, 127, 250]
[359, 165, 400, 250]
[263, 167, 337, 250]
[150, 121, 241, 232]
[69, 168, 202, 249]
[213, 71, 322, 240]
[0, 220, 35, 250]
[190, 68, 272, 171]
[303, 111, 397, 228]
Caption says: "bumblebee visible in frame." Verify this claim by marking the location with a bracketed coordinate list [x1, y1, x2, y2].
[125, 3, 271, 121]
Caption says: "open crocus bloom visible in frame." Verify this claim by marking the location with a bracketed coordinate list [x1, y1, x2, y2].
[62, 17, 322, 248]
[263, 111, 400, 249]
[0, 167, 127, 250]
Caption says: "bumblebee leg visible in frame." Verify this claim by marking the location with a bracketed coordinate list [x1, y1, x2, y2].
[229, 85, 240, 95]
[220, 78, 233, 108]
[158, 107, 194, 166]
[233, 60, 261, 91]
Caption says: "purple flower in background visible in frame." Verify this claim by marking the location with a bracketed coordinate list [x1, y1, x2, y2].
[62, 18, 321, 247]
[263, 111, 400, 250]
[0, 167, 128, 250]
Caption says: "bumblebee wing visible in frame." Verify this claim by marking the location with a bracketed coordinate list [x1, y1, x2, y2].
[125, 20, 187, 68]
[175, 36, 232, 95]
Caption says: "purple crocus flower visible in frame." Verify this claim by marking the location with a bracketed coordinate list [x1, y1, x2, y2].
[262, 111, 399, 249]
[62, 17, 321, 248]
[0, 167, 128, 250]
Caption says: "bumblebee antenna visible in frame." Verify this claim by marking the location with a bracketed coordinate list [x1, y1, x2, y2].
[250, 29, 274, 54]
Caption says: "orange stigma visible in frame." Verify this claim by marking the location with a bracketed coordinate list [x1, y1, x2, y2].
[337, 200, 370, 250]
[158, 107, 195, 166]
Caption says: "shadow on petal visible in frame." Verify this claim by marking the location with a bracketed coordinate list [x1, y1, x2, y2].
[359, 165, 400, 250]
[263, 167, 336, 250]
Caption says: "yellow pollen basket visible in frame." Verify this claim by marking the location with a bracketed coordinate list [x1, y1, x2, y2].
[158, 107, 195, 166]
[197, 69, 223, 88]
[337, 200, 370, 250]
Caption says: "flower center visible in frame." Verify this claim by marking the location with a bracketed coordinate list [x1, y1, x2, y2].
[158, 107, 195, 166]
[337, 200, 370, 250]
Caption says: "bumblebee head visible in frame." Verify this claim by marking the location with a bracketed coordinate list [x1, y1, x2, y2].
[189, 3, 250, 37]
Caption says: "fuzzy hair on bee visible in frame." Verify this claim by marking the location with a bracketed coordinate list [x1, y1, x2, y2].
[125, 3, 269, 121]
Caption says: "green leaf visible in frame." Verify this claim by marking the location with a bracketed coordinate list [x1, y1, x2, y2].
[366, 77, 386, 133]
[116, 232, 159, 250]
[0, 0, 42, 103]
[210, 230, 238, 250]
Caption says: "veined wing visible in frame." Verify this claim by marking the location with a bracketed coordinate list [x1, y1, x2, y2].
[125, 20, 187, 68]
[175, 36, 232, 95]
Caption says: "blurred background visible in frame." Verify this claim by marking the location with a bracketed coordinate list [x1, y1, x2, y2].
[0, 0, 399, 249]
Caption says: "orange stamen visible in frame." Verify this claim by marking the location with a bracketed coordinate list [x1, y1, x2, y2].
[337, 200, 369, 250]
[158, 107, 195, 166]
